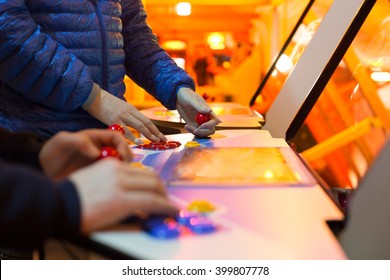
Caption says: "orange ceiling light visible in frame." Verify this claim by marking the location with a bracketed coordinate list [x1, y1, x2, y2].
[175, 2, 192, 16]
[207, 32, 225, 50]
[371, 71, 390, 83]
[162, 40, 187, 50]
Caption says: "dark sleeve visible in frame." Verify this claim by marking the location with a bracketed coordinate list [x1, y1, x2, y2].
[0, 160, 80, 249]
[121, 0, 195, 110]
[0, 127, 45, 169]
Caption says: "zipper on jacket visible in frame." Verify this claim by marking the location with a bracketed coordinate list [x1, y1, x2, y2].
[90, 0, 109, 90]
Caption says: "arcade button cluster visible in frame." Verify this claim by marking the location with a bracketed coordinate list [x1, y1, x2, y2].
[97, 124, 126, 160]
[142, 200, 218, 239]
[136, 141, 181, 150]
[143, 209, 218, 239]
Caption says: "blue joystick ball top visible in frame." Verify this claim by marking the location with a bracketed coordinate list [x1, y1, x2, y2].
[176, 210, 203, 227]
[186, 216, 217, 234]
[144, 217, 181, 239]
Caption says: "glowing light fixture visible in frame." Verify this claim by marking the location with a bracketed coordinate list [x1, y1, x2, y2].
[263, 170, 274, 179]
[371, 71, 390, 83]
[175, 2, 191, 16]
[275, 54, 293, 74]
[162, 40, 187, 51]
[207, 32, 225, 50]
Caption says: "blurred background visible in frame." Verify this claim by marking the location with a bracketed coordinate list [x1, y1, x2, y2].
[126, 0, 389, 106]
[125, 0, 390, 205]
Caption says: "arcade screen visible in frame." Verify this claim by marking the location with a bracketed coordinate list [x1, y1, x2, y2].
[161, 147, 315, 187]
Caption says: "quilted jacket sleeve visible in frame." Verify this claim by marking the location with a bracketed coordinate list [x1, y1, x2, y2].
[121, 0, 195, 110]
[0, 0, 93, 112]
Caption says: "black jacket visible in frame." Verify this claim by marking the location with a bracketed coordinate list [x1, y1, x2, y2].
[0, 128, 80, 248]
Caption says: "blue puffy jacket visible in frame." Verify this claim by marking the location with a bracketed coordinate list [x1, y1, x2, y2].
[0, 0, 195, 138]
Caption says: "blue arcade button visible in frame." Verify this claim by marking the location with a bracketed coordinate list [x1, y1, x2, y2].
[176, 210, 202, 227]
[186, 216, 217, 234]
[144, 217, 181, 239]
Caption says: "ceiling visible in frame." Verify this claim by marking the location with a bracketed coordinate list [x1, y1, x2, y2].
[143, 0, 389, 60]
[145, 0, 272, 5]
[144, 1, 264, 43]
[142, 0, 343, 44]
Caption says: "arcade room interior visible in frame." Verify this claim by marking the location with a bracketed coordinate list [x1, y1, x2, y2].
[1, 0, 390, 260]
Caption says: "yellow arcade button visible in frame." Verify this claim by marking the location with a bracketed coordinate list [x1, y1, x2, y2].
[130, 161, 146, 168]
[185, 141, 201, 148]
[187, 200, 216, 213]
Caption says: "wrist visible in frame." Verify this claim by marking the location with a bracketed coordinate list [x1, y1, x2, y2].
[82, 83, 100, 110]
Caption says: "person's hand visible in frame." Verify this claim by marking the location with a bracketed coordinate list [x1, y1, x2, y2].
[85, 89, 167, 144]
[69, 158, 179, 233]
[39, 129, 132, 180]
[176, 87, 221, 137]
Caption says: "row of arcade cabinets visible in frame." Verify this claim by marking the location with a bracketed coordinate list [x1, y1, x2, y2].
[239, 0, 390, 211]
[131, 1, 390, 211]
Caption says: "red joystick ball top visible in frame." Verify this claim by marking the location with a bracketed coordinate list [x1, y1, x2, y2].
[98, 146, 121, 160]
[195, 113, 211, 125]
[108, 124, 125, 135]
